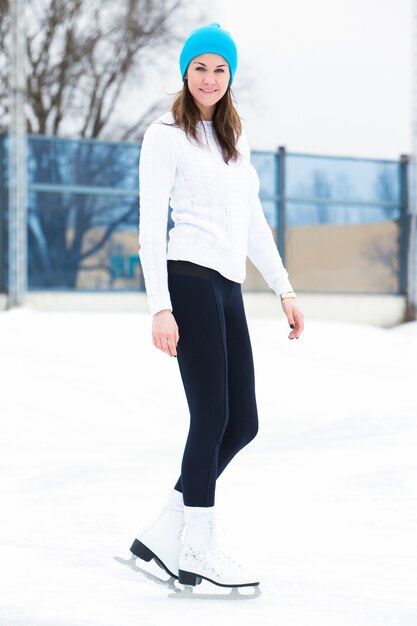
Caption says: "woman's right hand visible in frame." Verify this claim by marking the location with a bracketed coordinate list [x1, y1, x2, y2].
[152, 309, 180, 357]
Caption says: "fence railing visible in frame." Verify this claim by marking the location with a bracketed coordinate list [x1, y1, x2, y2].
[0, 133, 408, 295]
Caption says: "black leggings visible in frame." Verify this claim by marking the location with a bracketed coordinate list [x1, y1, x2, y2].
[167, 260, 259, 507]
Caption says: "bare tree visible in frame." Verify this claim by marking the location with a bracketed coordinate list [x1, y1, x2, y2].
[312, 170, 332, 223]
[365, 165, 402, 288]
[374, 166, 397, 220]
[0, 0, 8, 127]
[0, 0, 203, 138]
[0, 0, 204, 289]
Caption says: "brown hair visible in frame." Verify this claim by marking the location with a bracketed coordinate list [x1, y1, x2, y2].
[165, 81, 243, 165]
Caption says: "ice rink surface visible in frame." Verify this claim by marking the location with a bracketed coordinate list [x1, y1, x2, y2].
[0, 307, 416, 625]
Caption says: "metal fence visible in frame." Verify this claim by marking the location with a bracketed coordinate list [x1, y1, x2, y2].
[0, 132, 408, 295]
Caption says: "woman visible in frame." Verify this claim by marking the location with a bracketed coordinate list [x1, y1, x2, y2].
[130, 23, 304, 589]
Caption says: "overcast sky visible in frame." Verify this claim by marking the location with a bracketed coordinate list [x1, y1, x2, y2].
[212, 0, 411, 159]
[126, 0, 411, 160]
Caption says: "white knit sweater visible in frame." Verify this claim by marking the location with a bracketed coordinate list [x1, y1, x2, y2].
[138, 111, 294, 316]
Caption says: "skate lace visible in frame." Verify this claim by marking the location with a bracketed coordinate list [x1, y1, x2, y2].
[210, 518, 247, 571]
[177, 522, 186, 543]
[182, 518, 252, 578]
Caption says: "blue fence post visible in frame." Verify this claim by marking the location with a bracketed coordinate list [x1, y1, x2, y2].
[277, 145, 286, 262]
[399, 154, 409, 295]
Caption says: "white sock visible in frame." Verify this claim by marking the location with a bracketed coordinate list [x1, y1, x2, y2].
[184, 505, 215, 527]
[164, 488, 184, 512]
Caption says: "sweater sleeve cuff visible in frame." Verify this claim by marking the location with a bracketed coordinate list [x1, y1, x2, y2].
[147, 293, 173, 317]
[272, 274, 295, 297]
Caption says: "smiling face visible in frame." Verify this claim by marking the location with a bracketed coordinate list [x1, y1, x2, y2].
[184, 53, 231, 120]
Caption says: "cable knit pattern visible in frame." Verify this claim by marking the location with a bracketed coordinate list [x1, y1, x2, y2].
[138, 111, 294, 316]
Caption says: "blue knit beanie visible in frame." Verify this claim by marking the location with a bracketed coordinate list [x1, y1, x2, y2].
[179, 23, 238, 85]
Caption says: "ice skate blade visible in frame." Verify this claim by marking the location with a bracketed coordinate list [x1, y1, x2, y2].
[178, 568, 260, 589]
[113, 555, 179, 591]
[168, 584, 262, 600]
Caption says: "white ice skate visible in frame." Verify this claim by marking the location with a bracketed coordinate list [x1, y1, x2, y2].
[178, 518, 260, 588]
[130, 507, 185, 579]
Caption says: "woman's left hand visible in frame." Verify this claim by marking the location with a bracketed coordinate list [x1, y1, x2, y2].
[281, 298, 304, 340]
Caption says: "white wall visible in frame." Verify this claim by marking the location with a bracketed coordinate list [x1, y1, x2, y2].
[3, 291, 405, 328]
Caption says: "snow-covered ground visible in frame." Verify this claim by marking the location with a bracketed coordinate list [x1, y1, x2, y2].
[0, 306, 416, 626]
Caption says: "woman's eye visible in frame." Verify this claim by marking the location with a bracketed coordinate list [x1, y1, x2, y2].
[196, 67, 224, 72]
